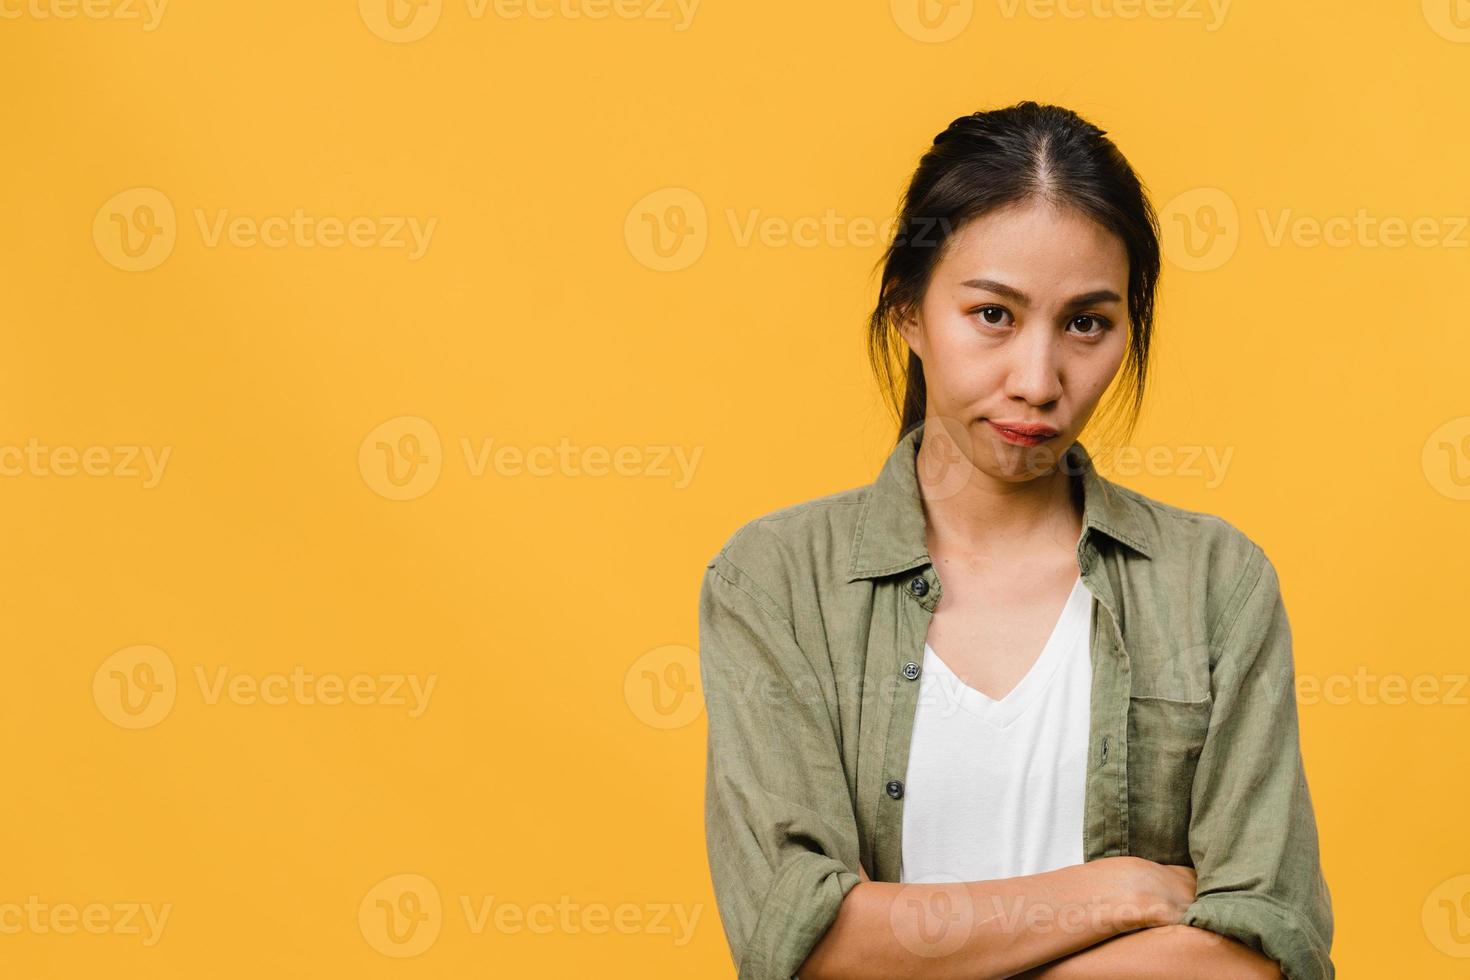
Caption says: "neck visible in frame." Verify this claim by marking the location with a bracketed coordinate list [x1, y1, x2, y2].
[915, 427, 1083, 563]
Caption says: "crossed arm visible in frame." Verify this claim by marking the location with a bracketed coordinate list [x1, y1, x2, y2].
[1005, 923, 1282, 979]
[796, 860, 1280, 980]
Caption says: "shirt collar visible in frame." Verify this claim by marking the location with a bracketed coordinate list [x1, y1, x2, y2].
[846, 417, 1156, 582]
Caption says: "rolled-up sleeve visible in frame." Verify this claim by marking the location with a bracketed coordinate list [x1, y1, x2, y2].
[1181, 545, 1335, 979]
[698, 550, 861, 979]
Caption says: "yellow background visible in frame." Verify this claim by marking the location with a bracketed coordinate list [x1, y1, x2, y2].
[3, 0, 1469, 975]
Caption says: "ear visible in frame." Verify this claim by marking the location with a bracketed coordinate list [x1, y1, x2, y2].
[894, 302, 923, 359]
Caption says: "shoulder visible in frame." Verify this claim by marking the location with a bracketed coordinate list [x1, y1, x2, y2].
[1106, 479, 1278, 642]
[1119, 480, 1265, 565]
[703, 483, 870, 617]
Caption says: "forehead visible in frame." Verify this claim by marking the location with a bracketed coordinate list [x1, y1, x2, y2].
[936, 199, 1129, 286]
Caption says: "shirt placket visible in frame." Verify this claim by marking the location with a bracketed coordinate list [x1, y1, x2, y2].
[1079, 542, 1133, 861]
[869, 563, 941, 882]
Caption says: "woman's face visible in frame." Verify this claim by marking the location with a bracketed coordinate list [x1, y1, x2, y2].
[899, 197, 1132, 481]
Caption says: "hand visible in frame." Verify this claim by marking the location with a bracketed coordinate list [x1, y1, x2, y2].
[1109, 857, 1197, 928]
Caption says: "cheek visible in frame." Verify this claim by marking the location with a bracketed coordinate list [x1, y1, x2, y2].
[1060, 366, 1116, 412]
[1075, 336, 1128, 395]
[929, 336, 1005, 401]
[919, 314, 970, 380]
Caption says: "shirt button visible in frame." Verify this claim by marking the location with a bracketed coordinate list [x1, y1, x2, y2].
[885, 779, 905, 800]
[901, 661, 920, 680]
[908, 576, 929, 597]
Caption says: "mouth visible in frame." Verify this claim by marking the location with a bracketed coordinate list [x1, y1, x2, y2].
[984, 419, 1060, 447]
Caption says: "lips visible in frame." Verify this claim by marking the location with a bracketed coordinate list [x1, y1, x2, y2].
[985, 420, 1059, 446]
[986, 421, 1059, 437]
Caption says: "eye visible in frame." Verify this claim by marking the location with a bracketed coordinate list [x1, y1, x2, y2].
[972, 305, 1012, 328]
[1068, 314, 1113, 338]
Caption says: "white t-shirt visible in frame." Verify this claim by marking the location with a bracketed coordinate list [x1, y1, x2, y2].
[899, 575, 1094, 884]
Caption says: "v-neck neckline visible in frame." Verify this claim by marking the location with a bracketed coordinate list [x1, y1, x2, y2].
[922, 575, 1089, 729]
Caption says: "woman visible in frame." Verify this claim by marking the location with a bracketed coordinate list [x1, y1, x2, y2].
[698, 102, 1333, 979]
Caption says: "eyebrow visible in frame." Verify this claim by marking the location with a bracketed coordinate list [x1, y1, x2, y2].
[959, 279, 1123, 308]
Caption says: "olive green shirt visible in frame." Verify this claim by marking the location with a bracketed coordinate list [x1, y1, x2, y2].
[698, 419, 1334, 979]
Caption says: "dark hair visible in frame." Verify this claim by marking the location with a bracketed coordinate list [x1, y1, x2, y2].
[867, 101, 1162, 452]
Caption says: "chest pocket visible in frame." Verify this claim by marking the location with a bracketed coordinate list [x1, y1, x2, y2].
[1126, 692, 1212, 866]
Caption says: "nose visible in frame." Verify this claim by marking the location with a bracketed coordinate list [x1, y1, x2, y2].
[1002, 320, 1064, 407]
